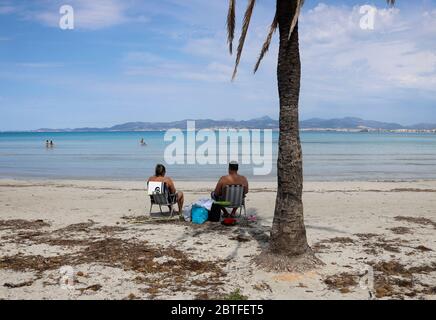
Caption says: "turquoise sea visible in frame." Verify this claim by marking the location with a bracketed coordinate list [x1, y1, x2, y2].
[0, 131, 435, 181]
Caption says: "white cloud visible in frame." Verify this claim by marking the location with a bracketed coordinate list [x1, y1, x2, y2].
[14, 0, 149, 30]
[123, 51, 233, 83]
[178, 2, 436, 95]
[0, 4, 15, 15]
[177, 62, 233, 82]
[39, 0, 127, 29]
[299, 3, 436, 92]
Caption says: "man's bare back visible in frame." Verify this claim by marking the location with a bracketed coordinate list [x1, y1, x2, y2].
[214, 174, 248, 197]
[213, 161, 249, 198]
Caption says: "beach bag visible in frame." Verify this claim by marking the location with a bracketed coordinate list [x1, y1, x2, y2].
[208, 203, 221, 222]
[182, 205, 192, 222]
[194, 198, 213, 211]
[191, 205, 208, 224]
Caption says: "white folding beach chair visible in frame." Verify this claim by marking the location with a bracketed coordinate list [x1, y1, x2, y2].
[147, 181, 177, 218]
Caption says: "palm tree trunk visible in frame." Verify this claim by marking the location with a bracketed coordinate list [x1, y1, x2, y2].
[269, 0, 309, 256]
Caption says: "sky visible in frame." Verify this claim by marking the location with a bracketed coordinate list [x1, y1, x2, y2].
[0, 0, 435, 130]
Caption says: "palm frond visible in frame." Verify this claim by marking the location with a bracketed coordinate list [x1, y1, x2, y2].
[227, 0, 236, 54]
[232, 0, 256, 80]
[254, 11, 278, 74]
[287, 0, 304, 40]
[386, 0, 396, 5]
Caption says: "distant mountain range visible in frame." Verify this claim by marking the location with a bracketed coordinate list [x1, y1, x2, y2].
[32, 116, 436, 132]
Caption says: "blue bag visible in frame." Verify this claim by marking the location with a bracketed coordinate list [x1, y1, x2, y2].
[191, 205, 208, 224]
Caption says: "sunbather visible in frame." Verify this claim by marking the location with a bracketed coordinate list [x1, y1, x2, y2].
[148, 164, 184, 213]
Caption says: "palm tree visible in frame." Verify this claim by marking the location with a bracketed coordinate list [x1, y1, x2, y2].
[227, 0, 395, 270]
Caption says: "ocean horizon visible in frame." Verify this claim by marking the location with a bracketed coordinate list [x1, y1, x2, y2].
[1, 131, 435, 182]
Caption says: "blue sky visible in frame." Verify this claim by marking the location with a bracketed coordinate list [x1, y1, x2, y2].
[0, 0, 435, 130]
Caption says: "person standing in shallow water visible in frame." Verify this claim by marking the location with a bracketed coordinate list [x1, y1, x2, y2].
[49, 140, 54, 148]
[45, 140, 50, 148]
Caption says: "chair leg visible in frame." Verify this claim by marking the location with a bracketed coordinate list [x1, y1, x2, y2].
[149, 204, 153, 216]
[159, 205, 163, 214]
[223, 208, 228, 217]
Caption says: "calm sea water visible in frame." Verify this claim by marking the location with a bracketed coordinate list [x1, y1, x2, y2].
[0, 131, 435, 181]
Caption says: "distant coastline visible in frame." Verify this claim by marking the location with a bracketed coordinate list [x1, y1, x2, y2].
[300, 128, 436, 133]
[27, 128, 436, 133]
[2, 116, 436, 133]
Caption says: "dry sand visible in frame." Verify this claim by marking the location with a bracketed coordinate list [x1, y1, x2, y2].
[0, 179, 435, 300]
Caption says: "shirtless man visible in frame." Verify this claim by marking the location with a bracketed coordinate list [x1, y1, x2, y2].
[212, 161, 248, 201]
[148, 164, 184, 213]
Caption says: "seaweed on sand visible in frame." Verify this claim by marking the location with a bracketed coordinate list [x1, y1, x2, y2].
[0, 237, 227, 297]
[0, 219, 50, 231]
[394, 216, 436, 229]
[370, 260, 436, 298]
[324, 272, 359, 293]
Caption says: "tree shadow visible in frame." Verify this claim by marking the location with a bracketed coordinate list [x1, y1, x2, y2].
[306, 224, 348, 234]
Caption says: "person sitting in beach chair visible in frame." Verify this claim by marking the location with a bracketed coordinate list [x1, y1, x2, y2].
[147, 164, 184, 216]
[211, 161, 248, 217]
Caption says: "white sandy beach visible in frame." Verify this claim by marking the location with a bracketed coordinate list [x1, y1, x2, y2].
[0, 179, 435, 300]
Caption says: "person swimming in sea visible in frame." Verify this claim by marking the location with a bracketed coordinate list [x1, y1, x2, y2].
[140, 138, 147, 146]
